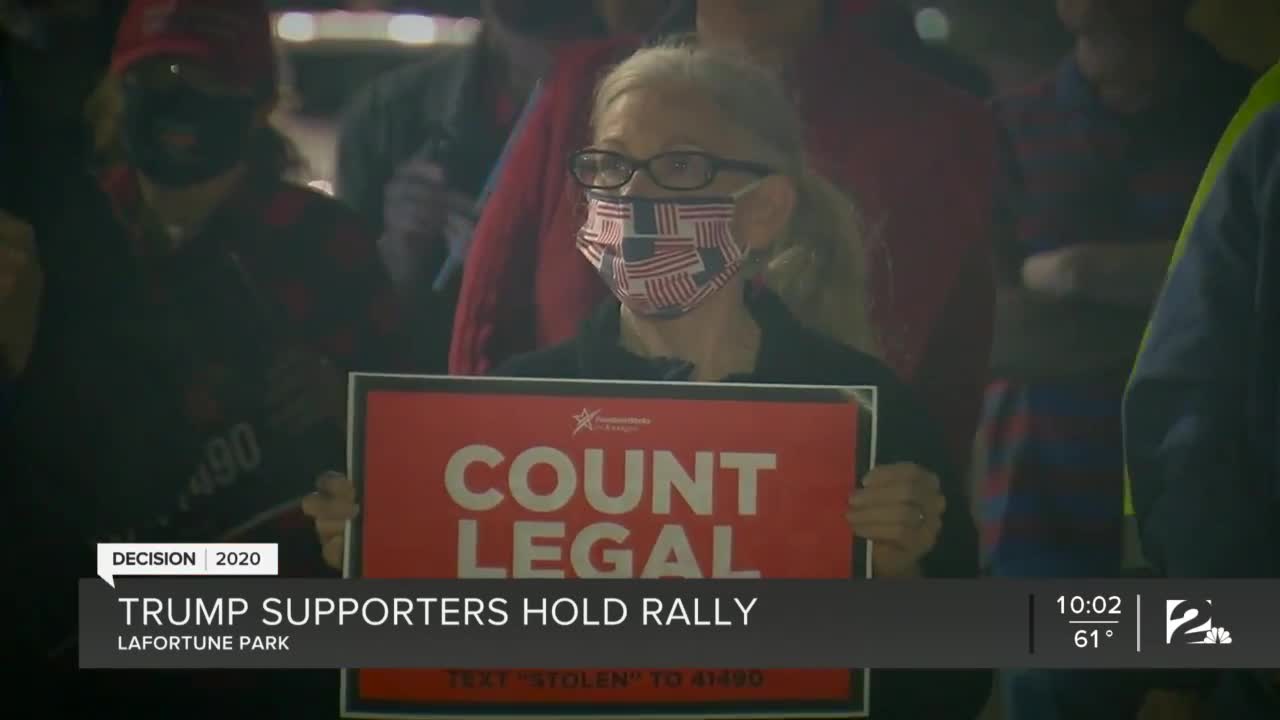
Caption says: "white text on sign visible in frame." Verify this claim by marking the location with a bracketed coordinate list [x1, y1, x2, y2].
[445, 445, 777, 578]
[97, 543, 279, 587]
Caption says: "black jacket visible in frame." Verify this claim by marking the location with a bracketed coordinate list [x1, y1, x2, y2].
[1124, 105, 1280, 718]
[497, 288, 991, 720]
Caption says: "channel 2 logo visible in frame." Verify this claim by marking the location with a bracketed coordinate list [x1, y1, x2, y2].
[1165, 599, 1233, 645]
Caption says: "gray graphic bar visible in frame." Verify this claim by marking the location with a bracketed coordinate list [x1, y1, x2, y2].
[79, 579, 1280, 669]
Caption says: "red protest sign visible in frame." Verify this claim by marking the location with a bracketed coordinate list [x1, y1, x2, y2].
[343, 376, 874, 719]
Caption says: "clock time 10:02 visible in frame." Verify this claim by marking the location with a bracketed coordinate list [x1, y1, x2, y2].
[1058, 595, 1122, 615]
[1058, 595, 1122, 649]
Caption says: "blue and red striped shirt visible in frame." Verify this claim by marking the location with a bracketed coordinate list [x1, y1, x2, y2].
[988, 34, 1255, 379]
[979, 35, 1254, 573]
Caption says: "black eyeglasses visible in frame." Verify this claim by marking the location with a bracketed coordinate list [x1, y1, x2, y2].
[569, 149, 774, 191]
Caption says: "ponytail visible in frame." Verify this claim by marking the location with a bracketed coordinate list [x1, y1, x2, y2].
[764, 171, 881, 358]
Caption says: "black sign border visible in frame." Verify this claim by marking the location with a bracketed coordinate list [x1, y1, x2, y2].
[341, 374, 876, 719]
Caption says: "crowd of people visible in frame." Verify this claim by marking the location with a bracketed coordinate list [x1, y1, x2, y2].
[1, 0, 1276, 718]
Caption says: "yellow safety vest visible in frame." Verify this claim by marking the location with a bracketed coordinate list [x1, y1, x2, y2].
[1123, 61, 1280, 518]
[1188, 0, 1280, 71]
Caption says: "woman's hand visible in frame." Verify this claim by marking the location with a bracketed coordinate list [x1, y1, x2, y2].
[300, 471, 358, 570]
[846, 463, 945, 577]
[383, 154, 449, 255]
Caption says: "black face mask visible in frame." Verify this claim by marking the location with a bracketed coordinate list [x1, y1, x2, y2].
[120, 82, 257, 188]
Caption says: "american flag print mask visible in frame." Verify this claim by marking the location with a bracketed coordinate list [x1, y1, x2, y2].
[576, 184, 761, 318]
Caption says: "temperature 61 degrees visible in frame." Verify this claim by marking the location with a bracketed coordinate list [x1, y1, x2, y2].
[1075, 626, 1114, 649]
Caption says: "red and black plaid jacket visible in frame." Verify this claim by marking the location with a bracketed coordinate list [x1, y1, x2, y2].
[94, 165, 411, 565]
[41, 167, 415, 712]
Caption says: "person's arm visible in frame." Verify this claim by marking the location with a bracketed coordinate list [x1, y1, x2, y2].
[448, 74, 558, 375]
[911, 237, 994, 471]
[1123, 108, 1280, 578]
[871, 372, 990, 720]
[1042, 66, 1280, 311]
[902, 103, 998, 472]
[875, 377, 978, 580]
[1024, 240, 1176, 307]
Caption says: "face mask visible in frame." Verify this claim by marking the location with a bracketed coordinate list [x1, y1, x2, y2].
[576, 180, 764, 318]
[120, 82, 256, 188]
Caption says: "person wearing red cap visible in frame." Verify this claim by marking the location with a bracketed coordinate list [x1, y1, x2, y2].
[101, 0, 283, 178]
[8, 0, 411, 714]
[449, 0, 997, 472]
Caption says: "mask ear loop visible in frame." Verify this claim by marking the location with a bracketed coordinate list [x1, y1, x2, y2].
[728, 176, 769, 200]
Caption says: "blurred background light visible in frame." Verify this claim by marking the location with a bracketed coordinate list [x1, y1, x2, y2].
[914, 7, 951, 43]
[307, 179, 335, 195]
[275, 11, 318, 43]
[386, 13, 437, 44]
[272, 10, 473, 44]
[452, 16, 482, 38]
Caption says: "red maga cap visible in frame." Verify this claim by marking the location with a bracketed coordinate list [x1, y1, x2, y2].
[110, 0, 276, 95]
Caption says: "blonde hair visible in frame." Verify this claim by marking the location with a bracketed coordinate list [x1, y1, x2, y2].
[589, 38, 881, 357]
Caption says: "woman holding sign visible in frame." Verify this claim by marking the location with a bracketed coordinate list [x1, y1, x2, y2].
[306, 39, 989, 720]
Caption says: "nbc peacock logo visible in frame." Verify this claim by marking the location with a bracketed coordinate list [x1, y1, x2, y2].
[1199, 627, 1233, 645]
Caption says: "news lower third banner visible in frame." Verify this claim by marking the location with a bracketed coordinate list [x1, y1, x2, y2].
[81, 578, 1280, 670]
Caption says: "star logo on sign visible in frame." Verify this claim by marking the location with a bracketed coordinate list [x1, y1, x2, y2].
[572, 409, 600, 436]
